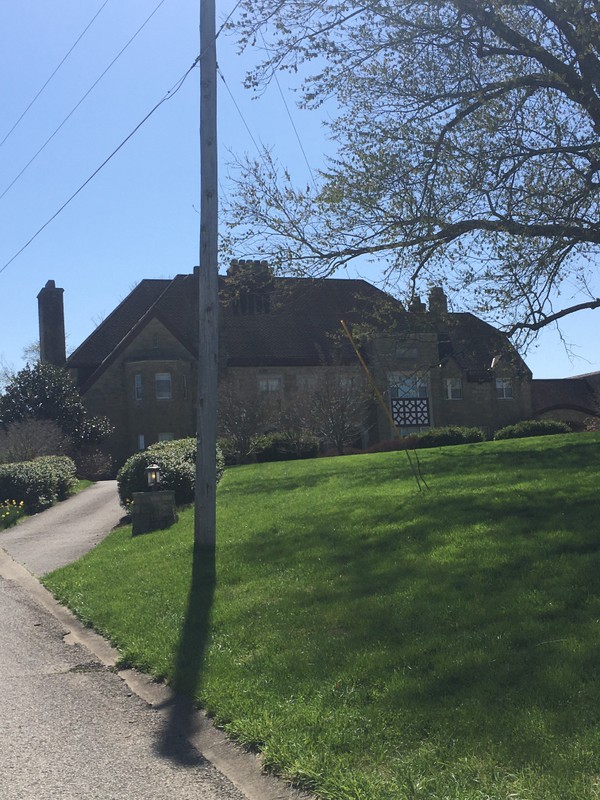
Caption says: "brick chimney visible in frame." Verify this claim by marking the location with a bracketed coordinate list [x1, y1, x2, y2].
[37, 280, 66, 366]
[428, 286, 448, 315]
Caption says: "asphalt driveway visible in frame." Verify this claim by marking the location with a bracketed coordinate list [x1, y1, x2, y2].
[0, 480, 124, 575]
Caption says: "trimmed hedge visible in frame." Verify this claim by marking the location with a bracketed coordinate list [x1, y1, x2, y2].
[367, 427, 485, 453]
[117, 438, 225, 506]
[0, 455, 77, 513]
[494, 419, 571, 440]
[255, 432, 320, 463]
[416, 425, 486, 448]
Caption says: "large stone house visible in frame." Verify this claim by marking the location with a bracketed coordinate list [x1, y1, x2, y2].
[37, 261, 591, 466]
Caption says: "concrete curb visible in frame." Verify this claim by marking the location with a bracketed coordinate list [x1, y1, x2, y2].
[0, 547, 313, 800]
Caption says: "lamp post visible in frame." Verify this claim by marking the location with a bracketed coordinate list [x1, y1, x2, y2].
[145, 463, 161, 491]
[131, 462, 177, 535]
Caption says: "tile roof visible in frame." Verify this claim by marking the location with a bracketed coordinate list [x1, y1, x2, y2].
[66, 269, 526, 385]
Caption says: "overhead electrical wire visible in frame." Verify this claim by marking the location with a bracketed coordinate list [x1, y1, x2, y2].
[0, 0, 169, 202]
[0, 0, 112, 149]
[258, 28, 318, 193]
[0, 0, 246, 275]
[0, 57, 199, 277]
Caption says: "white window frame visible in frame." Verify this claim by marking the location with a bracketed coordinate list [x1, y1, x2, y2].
[258, 375, 282, 393]
[155, 372, 172, 401]
[297, 374, 317, 391]
[388, 372, 428, 399]
[134, 373, 143, 401]
[445, 377, 463, 400]
[137, 434, 145, 451]
[496, 378, 513, 400]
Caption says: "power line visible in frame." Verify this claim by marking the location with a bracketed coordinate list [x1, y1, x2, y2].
[0, 0, 243, 274]
[0, 0, 112, 149]
[258, 29, 318, 192]
[0, 57, 199, 277]
[0, 0, 169, 203]
[218, 67, 264, 155]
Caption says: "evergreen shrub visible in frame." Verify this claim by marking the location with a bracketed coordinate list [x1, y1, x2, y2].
[0, 455, 77, 513]
[117, 438, 225, 506]
[494, 419, 571, 440]
[416, 426, 486, 448]
[255, 432, 320, 462]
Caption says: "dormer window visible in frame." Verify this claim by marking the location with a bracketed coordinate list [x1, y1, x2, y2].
[226, 259, 274, 315]
[234, 290, 271, 315]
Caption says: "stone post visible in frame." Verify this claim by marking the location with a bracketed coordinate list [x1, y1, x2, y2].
[131, 491, 178, 535]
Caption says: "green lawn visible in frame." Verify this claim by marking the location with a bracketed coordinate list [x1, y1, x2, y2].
[44, 433, 600, 799]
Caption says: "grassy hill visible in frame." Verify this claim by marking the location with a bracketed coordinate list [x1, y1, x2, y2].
[45, 433, 600, 800]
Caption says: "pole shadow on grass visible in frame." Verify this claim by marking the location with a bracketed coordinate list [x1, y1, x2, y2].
[155, 540, 216, 765]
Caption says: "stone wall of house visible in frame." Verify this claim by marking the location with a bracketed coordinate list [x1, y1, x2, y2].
[79, 318, 533, 464]
[81, 318, 196, 466]
[369, 334, 532, 441]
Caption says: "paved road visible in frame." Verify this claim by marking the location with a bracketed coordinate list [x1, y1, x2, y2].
[0, 569, 247, 800]
[0, 483, 305, 800]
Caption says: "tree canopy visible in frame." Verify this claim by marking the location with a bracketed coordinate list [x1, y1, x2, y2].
[0, 363, 112, 447]
[227, 0, 600, 344]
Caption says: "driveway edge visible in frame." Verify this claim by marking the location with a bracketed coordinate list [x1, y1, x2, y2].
[0, 546, 312, 800]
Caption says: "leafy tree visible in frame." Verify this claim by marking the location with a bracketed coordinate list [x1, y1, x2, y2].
[0, 363, 112, 448]
[227, 0, 600, 344]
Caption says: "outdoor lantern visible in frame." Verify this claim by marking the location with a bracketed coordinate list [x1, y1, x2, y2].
[145, 463, 161, 490]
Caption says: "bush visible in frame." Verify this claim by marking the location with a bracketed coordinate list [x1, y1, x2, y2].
[255, 432, 320, 462]
[217, 435, 257, 466]
[416, 426, 486, 448]
[0, 455, 77, 513]
[117, 438, 225, 506]
[494, 419, 572, 440]
[0, 419, 70, 464]
[71, 448, 113, 481]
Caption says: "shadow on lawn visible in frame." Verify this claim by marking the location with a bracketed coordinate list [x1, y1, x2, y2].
[155, 541, 216, 764]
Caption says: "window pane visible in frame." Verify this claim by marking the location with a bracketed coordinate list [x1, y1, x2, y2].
[388, 372, 428, 398]
[445, 378, 462, 400]
[258, 375, 282, 392]
[137, 434, 145, 451]
[496, 378, 513, 399]
[134, 373, 143, 401]
[158, 432, 174, 442]
[155, 372, 172, 400]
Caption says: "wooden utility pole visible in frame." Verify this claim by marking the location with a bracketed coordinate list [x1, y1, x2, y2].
[195, 0, 218, 546]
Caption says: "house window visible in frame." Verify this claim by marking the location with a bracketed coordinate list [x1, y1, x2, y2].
[258, 375, 282, 393]
[158, 432, 174, 442]
[388, 372, 428, 399]
[155, 372, 172, 400]
[134, 373, 143, 401]
[395, 346, 418, 360]
[388, 372, 430, 427]
[445, 377, 462, 400]
[496, 378, 513, 399]
[137, 434, 145, 451]
[297, 374, 317, 391]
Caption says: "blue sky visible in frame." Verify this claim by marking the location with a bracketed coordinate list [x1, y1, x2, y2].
[0, 0, 597, 380]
